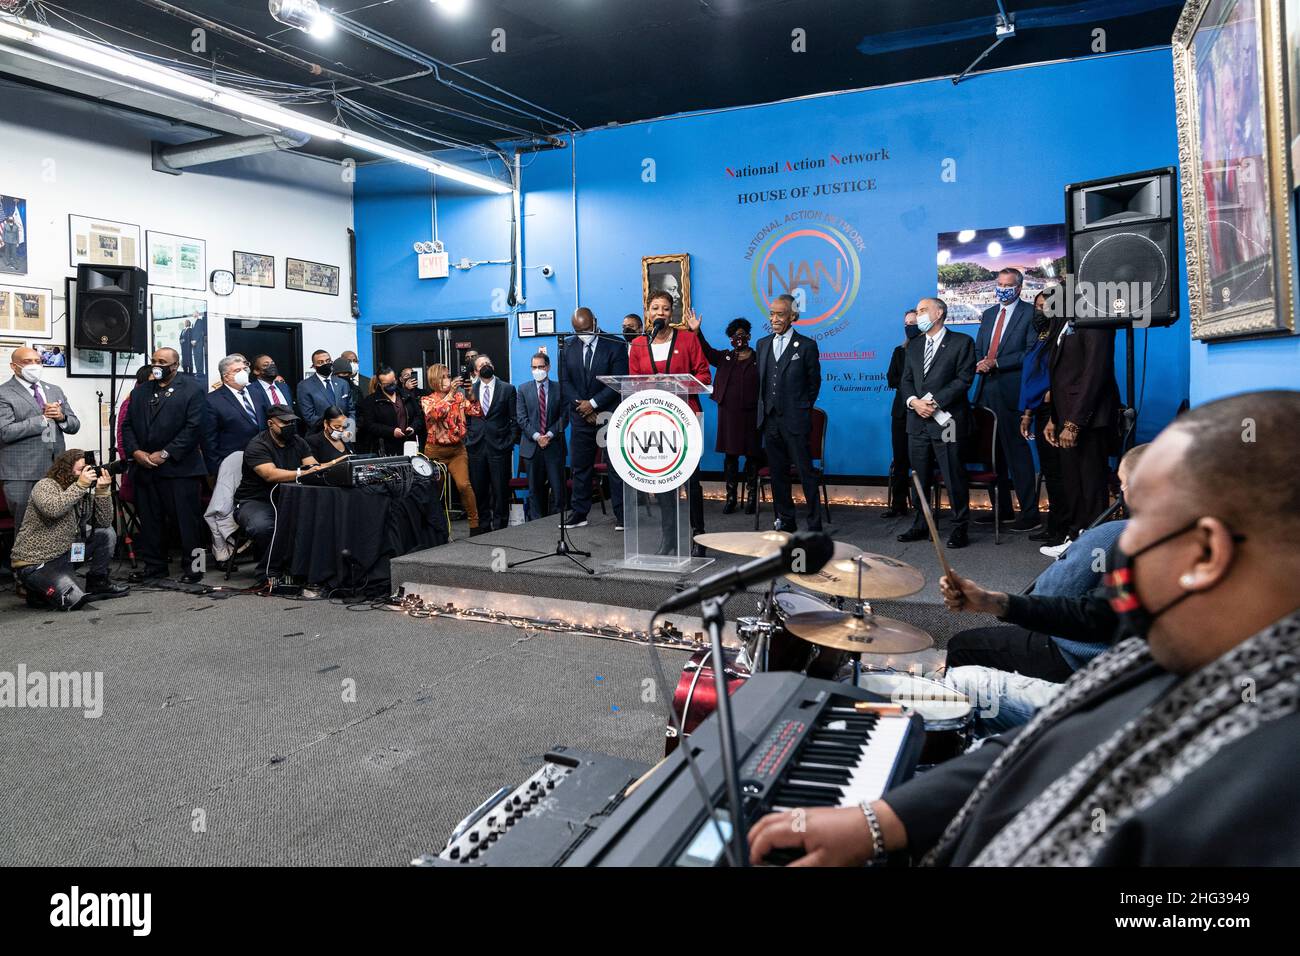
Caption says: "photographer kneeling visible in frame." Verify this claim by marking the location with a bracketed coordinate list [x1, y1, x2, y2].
[11, 449, 129, 610]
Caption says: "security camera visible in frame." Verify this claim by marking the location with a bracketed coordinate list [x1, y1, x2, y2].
[540, 264, 554, 279]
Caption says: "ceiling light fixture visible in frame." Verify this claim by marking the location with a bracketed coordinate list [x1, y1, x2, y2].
[0, 11, 513, 194]
[430, 0, 471, 16]
[269, 0, 335, 39]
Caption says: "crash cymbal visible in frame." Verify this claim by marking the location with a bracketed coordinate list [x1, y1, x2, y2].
[782, 610, 933, 654]
[693, 530, 790, 557]
[783, 552, 925, 599]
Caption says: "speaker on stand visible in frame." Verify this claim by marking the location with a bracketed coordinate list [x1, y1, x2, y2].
[1065, 167, 1178, 449]
[73, 263, 148, 563]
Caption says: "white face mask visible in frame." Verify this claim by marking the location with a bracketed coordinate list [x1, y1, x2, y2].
[576, 332, 595, 344]
[330, 429, 345, 441]
[19, 364, 41, 384]
[232, 369, 250, 387]
[350, 362, 359, 374]
[532, 368, 547, 382]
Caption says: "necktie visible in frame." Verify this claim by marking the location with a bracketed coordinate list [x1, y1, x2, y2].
[32, 382, 45, 408]
[269, 383, 283, 405]
[924, 336, 938, 376]
[584, 341, 594, 375]
[988, 307, 1007, 363]
[482, 383, 491, 414]
[774, 335, 784, 362]
[237, 388, 257, 424]
[538, 383, 547, 432]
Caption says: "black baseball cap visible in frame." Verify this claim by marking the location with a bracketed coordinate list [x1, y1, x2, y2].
[266, 404, 299, 422]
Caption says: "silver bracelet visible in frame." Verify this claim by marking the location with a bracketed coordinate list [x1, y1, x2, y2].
[858, 800, 885, 860]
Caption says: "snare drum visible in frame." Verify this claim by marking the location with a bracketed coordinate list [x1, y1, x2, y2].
[665, 647, 751, 755]
[857, 672, 973, 765]
[770, 591, 848, 679]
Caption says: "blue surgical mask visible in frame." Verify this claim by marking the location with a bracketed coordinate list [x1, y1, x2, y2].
[995, 285, 1020, 305]
[916, 315, 934, 333]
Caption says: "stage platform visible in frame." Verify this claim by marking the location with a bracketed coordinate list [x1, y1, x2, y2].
[393, 498, 1052, 648]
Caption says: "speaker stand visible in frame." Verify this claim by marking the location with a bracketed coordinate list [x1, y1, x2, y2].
[1122, 326, 1137, 452]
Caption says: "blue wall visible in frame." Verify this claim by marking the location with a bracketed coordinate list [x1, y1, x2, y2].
[356, 49, 1196, 476]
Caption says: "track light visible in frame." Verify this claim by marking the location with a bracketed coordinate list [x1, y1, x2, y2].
[269, 0, 335, 39]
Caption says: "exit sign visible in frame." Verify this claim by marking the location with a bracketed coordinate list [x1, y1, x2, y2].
[455, 341, 473, 349]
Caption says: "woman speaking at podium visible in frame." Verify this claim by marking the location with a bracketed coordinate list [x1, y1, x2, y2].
[628, 290, 712, 555]
[421, 364, 482, 537]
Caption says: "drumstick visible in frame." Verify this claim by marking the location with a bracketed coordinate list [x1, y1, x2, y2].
[910, 471, 956, 582]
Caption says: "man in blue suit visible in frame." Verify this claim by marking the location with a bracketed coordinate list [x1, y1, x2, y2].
[249, 354, 294, 414]
[560, 307, 625, 529]
[298, 349, 354, 428]
[202, 354, 264, 476]
[974, 268, 1041, 532]
[516, 351, 568, 520]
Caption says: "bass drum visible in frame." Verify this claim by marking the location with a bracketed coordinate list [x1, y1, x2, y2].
[664, 647, 751, 756]
[770, 590, 849, 679]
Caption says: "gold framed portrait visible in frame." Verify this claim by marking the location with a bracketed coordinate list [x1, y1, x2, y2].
[1174, 0, 1296, 339]
[641, 253, 691, 328]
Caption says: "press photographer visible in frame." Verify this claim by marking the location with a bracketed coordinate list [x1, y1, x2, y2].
[9, 448, 129, 610]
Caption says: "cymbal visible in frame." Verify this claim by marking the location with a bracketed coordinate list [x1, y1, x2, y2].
[692, 531, 865, 561]
[784, 553, 925, 599]
[782, 611, 933, 654]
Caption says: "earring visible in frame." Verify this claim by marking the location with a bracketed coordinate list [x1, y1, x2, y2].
[1179, 573, 1195, 588]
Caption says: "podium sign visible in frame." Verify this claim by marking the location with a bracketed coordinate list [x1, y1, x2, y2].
[598, 375, 713, 573]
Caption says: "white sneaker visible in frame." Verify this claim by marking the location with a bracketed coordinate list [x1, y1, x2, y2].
[1039, 539, 1072, 559]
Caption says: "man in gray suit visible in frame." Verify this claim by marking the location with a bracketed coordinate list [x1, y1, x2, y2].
[0, 346, 80, 535]
[516, 351, 567, 520]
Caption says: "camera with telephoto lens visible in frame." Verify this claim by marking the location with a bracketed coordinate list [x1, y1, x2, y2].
[84, 451, 129, 476]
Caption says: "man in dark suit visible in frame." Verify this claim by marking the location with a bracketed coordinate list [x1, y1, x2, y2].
[465, 353, 518, 531]
[560, 307, 626, 529]
[122, 347, 208, 583]
[298, 349, 347, 428]
[897, 297, 977, 549]
[250, 354, 294, 413]
[517, 351, 568, 520]
[1048, 322, 1120, 544]
[202, 354, 264, 476]
[974, 268, 1041, 531]
[883, 309, 920, 518]
[756, 293, 822, 533]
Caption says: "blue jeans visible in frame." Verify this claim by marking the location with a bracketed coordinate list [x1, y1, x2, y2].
[17, 527, 116, 609]
[944, 665, 1064, 736]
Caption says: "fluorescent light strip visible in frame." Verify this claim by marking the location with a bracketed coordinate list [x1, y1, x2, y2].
[0, 13, 513, 195]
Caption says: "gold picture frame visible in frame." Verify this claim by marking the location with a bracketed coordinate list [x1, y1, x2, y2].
[1174, 0, 1296, 339]
[641, 253, 691, 328]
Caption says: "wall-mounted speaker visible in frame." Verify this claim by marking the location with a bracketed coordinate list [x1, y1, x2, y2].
[74, 264, 148, 353]
[1065, 167, 1178, 328]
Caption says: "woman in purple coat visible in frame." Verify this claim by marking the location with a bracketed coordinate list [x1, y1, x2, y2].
[687, 311, 762, 514]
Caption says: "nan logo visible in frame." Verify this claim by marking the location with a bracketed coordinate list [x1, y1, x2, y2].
[50, 886, 151, 936]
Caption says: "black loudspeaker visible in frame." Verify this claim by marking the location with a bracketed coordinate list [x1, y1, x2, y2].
[1065, 168, 1178, 328]
[74, 264, 148, 353]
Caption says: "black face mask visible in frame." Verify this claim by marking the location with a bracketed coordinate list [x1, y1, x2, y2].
[623, 331, 640, 343]
[1032, 309, 1050, 335]
[274, 420, 298, 442]
[383, 383, 398, 395]
[479, 366, 494, 381]
[259, 365, 279, 382]
[904, 325, 922, 341]
[1103, 520, 1245, 640]
[316, 364, 332, 378]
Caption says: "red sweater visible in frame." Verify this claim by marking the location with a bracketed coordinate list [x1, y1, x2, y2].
[627, 329, 713, 412]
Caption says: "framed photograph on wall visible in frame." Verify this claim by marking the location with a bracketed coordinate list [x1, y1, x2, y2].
[517, 310, 537, 337]
[64, 276, 145, 379]
[233, 250, 275, 288]
[641, 254, 691, 328]
[0, 283, 53, 340]
[1174, 0, 1296, 339]
[285, 257, 339, 295]
[1, 195, 28, 275]
[147, 231, 206, 291]
[535, 309, 555, 335]
[68, 214, 141, 268]
[151, 293, 209, 384]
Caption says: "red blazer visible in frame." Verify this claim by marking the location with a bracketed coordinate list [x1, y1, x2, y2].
[628, 329, 713, 412]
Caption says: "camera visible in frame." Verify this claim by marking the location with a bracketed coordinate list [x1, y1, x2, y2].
[84, 451, 129, 476]
[540, 264, 554, 279]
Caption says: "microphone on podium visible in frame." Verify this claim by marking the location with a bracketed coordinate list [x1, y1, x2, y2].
[657, 531, 835, 614]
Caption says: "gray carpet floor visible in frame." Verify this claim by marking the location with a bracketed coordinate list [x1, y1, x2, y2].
[0, 499, 1051, 866]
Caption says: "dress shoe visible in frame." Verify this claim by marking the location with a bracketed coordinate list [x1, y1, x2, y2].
[128, 568, 166, 584]
[1010, 513, 1043, 533]
[945, 527, 970, 549]
[85, 576, 129, 600]
[468, 525, 488, 537]
[179, 571, 204, 585]
[1028, 528, 1057, 542]
[691, 542, 707, 558]
[896, 527, 928, 543]
[743, 496, 757, 515]
[880, 508, 908, 519]
[973, 512, 1013, 526]
[722, 485, 738, 515]
[560, 513, 588, 528]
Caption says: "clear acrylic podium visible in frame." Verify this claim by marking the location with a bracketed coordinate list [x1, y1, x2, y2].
[597, 373, 714, 574]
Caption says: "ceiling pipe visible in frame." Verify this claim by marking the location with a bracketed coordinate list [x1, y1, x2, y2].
[150, 129, 312, 174]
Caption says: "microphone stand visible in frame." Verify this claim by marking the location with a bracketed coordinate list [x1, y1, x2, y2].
[508, 329, 627, 574]
[701, 590, 749, 866]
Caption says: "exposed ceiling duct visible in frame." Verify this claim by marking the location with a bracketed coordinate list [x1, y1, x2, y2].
[150, 129, 311, 174]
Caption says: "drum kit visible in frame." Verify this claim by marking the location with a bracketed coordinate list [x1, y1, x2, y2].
[666, 530, 974, 767]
